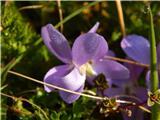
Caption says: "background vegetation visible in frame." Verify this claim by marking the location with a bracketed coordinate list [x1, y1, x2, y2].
[1, 1, 160, 120]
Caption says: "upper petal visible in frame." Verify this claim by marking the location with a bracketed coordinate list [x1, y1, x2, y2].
[41, 24, 72, 63]
[93, 59, 130, 82]
[72, 33, 108, 66]
[88, 22, 100, 33]
[44, 65, 73, 92]
[121, 35, 150, 64]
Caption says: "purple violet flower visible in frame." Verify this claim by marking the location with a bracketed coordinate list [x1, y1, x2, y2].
[121, 34, 160, 89]
[41, 22, 129, 104]
[103, 59, 147, 120]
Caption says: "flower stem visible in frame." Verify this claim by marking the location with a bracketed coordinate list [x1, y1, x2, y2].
[149, 6, 160, 120]
[57, 0, 63, 32]
[115, 0, 126, 37]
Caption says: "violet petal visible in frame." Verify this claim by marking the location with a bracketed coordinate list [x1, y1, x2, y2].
[41, 24, 72, 63]
[123, 59, 144, 84]
[60, 67, 86, 91]
[72, 33, 108, 66]
[121, 35, 150, 64]
[146, 70, 151, 90]
[133, 87, 147, 101]
[146, 70, 160, 89]
[120, 96, 144, 120]
[59, 84, 84, 104]
[92, 59, 130, 82]
[44, 65, 85, 103]
[44, 65, 73, 92]
[102, 87, 124, 97]
[106, 50, 115, 57]
[88, 22, 100, 33]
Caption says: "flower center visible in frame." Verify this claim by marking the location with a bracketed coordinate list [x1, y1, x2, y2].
[79, 61, 96, 76]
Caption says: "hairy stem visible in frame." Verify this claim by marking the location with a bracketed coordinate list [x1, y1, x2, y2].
[149, 6, 160, 120]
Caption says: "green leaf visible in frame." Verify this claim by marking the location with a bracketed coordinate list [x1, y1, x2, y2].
[55, 1, 100, 29]
[111, 31, 122, 42]
[1, 2, 40, 84]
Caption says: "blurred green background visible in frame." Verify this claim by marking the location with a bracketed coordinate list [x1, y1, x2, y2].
[1, 1, 160, 120]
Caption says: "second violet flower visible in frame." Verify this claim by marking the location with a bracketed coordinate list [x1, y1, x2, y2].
[121, 34, 160, 89]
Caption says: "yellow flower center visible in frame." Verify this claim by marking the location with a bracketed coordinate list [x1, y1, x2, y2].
[79, 61, 96, 76]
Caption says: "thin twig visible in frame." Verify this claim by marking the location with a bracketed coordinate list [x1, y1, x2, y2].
[8, 70, 103, 100]
[115, 0, 126, 37]
[7, 70, 137, 105]
[0, 84, 8, 91]
[6, 70, 151, 113]
[0, 92, 49, 120]
[19, 5, 44, 11]
[114, 94, 151, 113]
[104, 56, 149, 68]
[1, 104, 33, 116]
[139, 106, 151, 113]
[17, 89, 37, 96]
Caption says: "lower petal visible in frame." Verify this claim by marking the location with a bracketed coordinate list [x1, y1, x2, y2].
[61, 67, 86, 91]
[146, 70, 151, 90]
[132, 87, 147, 101]
[120, 96, 144, 120]
[122, 111, 144, 120]
[59, 84, 84, 104]
[123, 59, 144, 84]
[44, 65, 72, 92]
[146, 70, 160, 90]
[157, 43, 160, 63]
[102, 87, 124, 97]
